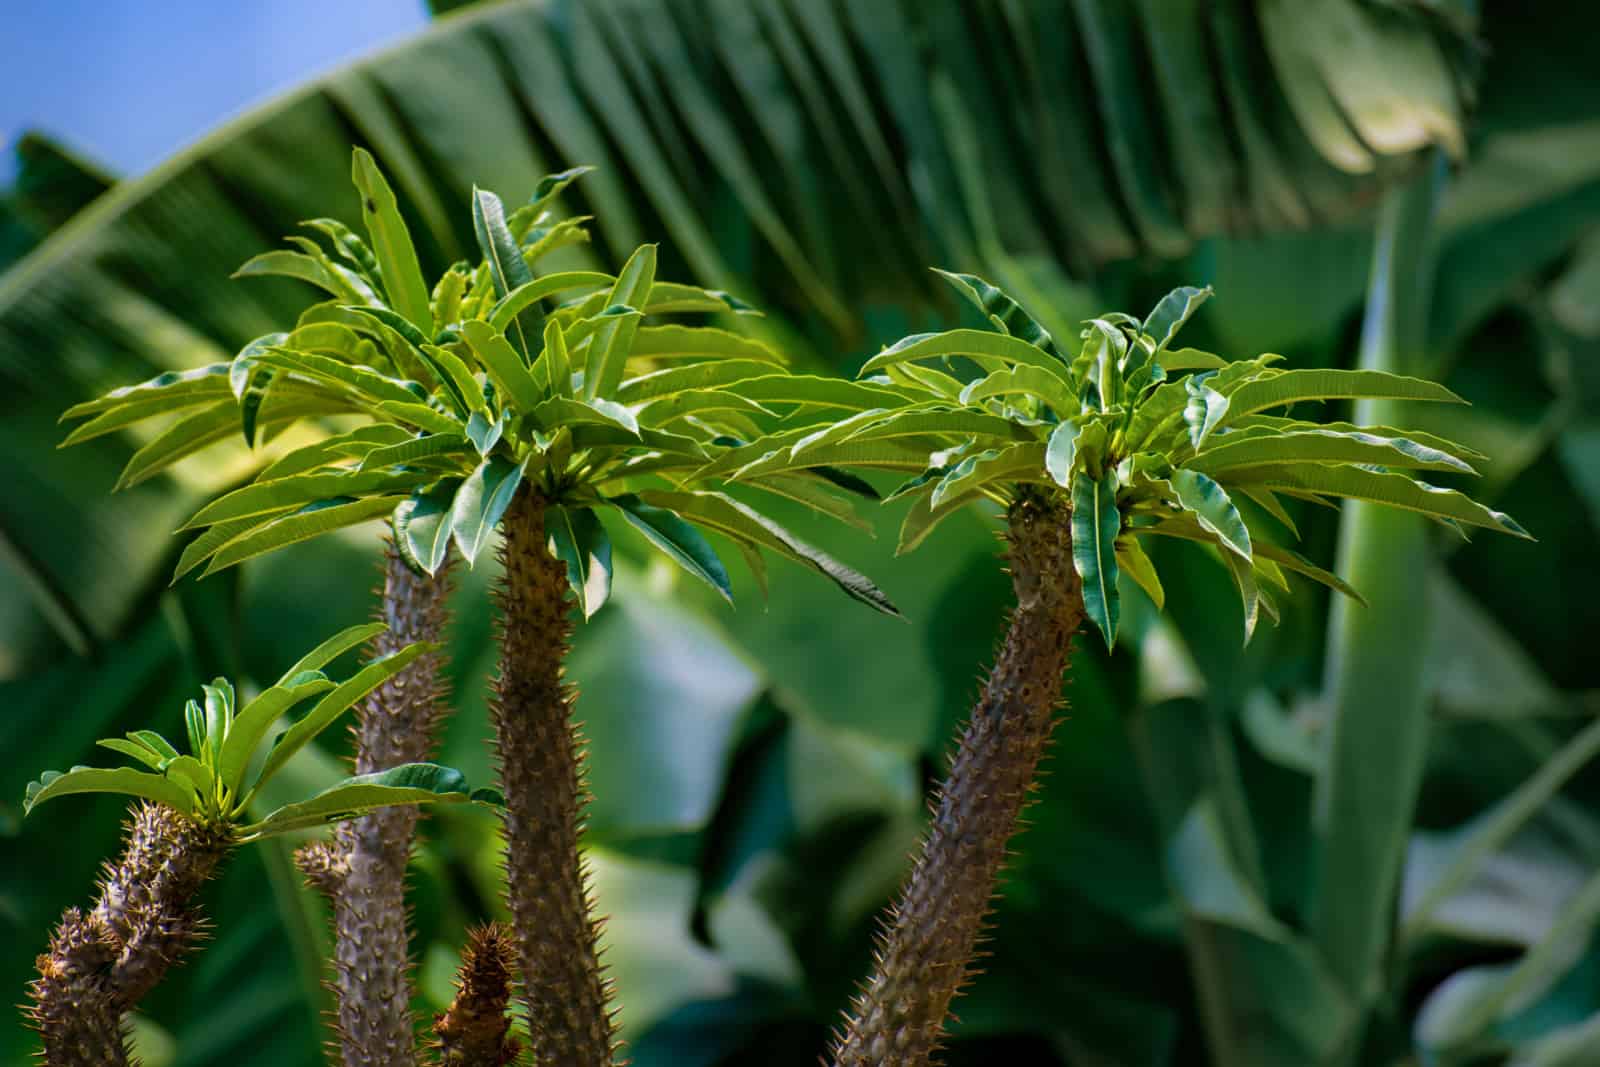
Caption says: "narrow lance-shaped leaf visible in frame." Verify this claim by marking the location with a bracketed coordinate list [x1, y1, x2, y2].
[1169, 468, 1253, 560]
[1071, 471, 1122, 648]
[584, 244, 657, 401]
[1184, 373, 1229, 450]
[472, 186, 537, 353]
[451, 455, 526, 565]
[393, 482, 460, 578]
[545, 505, 613, 619]
[352, 148, 433, 336]
[237, 763, 482, 840]
[931, 268, 1060, 356]
[1143, 285, 1213, 353]
[252, 643, 433, 799]
[1046, 421, 1080, 486]
[607, 493, 732, 603]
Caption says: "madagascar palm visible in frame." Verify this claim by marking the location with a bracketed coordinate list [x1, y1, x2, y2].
[23, 622, 494, 1067]
[61, 154, 896, 1066]
[722, 272, 1531, 1066]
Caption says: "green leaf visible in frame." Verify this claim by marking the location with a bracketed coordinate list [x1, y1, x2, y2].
[419, 342, 487, 417]
[115, 394, 352, 489]
[730, 374, 915, 412]
[1141, 517, 1365, 603]
[96, 738, 168, 771]
[1191, 426, 1477, 476]
[860, 328, 1073, 383]
[461, 317, 542, 412]
[584, 244, 657, 401]
[450, 455, 525, 564]
[617, 359, 779, 404]
[1157, 347, 1229, 373]
[1219, 367, 1466, 421]
[198, 496, 406, 576]
[230, 333, 287, 447]
[1225, 464, 1532, 538]
[1184, 373, 1230, 450]
[24, 766, 196, 817]
[253, 643, 433, 797]
[472, 185, 537, 346]
[1046, 421, 1080, 487]
[640, 282, 762, 317]
[357, 431, 472, 471]
[836, 408, 1030, 449]
[253, 347, 428, 407]
[1170, 469, 1252, 560]
[635, 489, 899, 617]
[61, 363, 233, 422]
[931, 268, 1059, 355]
[184, 469, 432, 529]
[393, 482, 459, 577]
[232, 250, 362, 302]
[545, 505, 613, 619]
[930, 442, 1048, 507]
[1115, 534, 1164, 609]
[215, 673, 337, 795]
[530, 396, 640, 436]
[1218, 548, 1261, 643]
[238, 762, 477, 840]
[487, 270, 613, 331]
[351, 148, 432, 336]
[463, 410, 504, 457]
[607, 493, 732, 603]
[1072, 471, 1122, 649]
[959, 364, 1078, 415]
[278, 622, 387, 681]
[1142, 285, 1213, 352]
[628, 324, 783, 364]
[540, 318, 574, 399]
[374, 400, 463, 436]
[202, 679, 233, 764]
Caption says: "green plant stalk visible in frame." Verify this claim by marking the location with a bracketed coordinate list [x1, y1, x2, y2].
[830, 489, 1083, 1067]
[1310, 169, 1441, 1044]
[29, 803, 232, 1066]
[492, 486, 617, 1066]
[313, 546, 457, 1067]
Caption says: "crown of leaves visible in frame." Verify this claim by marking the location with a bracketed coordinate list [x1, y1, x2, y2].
[704, 273, 1530, 647]
[60, 152, 896, 619]
[24, 623, 498, 840]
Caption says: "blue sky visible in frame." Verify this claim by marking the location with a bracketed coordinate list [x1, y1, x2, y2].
[0, 1, 429, 182]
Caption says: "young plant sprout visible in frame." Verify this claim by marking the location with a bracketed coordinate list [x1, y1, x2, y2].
[724, 273, 1531, 1066]
[24, 622, 496, 1067]
[60, 152, 897, 1067]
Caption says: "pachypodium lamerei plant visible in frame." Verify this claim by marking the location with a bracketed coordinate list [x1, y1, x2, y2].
[720, 273, 1532, 1066]
[23, 622, 496, 1067]
[61, 152, 898, 1066]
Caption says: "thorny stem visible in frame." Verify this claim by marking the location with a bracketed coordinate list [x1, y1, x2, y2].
[830, 490, 1083, 1067]
[297, 543, 456, 1067]
[492, 486, 618, 1066]
[432, 923, 520, 1066]
[30, 803, 231, 1066]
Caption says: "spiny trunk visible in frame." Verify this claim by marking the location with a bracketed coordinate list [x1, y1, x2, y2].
[301, 544, 456, 1067]
[492, 487, 617, 1066]
[431, 923, 519, 1066]
[829, 491, 1082, 1067]
[30, 803, 231, 1066]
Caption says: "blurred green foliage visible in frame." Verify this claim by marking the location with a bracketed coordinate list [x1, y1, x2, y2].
[2, 1, 1598, 1065]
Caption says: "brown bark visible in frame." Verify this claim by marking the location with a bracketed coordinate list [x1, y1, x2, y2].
[431, 923, 519, 1066]
[492, 487, 617, 1066]
[30, 803, 231, 1066]
[829, 490, 1083, 1067]
[302, 543, 456, 1067]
